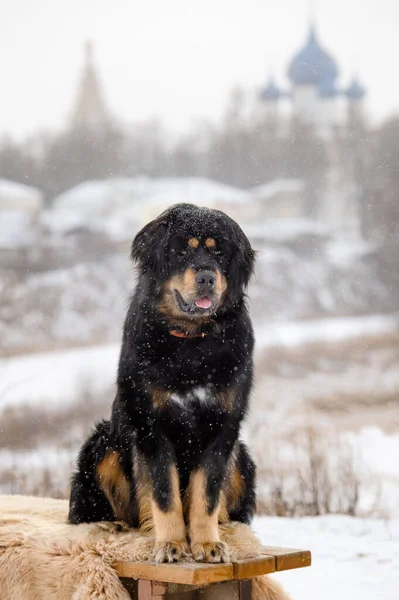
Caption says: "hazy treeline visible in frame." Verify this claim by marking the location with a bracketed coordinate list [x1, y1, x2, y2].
[0, 89, 398, 243]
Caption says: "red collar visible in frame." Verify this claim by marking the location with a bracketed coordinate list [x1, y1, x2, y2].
[170, 330, 208, 339]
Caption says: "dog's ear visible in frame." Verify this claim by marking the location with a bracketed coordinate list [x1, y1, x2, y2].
[131, 214, 170, 275]
[229, 223, 256, 292]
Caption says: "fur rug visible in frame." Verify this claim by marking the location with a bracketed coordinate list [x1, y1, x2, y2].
[0, 495, 290, 600]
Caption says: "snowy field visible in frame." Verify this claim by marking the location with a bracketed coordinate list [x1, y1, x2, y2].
[255, 515, 399, 600]
[256, 313, 399, 349]
[1, 313, 398, 410]
[0, 342, 119, 410]
[1, 313, 399, 517]
[0, 312, 398, 600]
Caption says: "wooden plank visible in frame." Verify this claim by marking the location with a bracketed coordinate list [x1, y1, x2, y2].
[115, 546, 311, 586]
[232, 555, 276, 579]
[261, 547, 312, 571]
[114, 561, 234, 585]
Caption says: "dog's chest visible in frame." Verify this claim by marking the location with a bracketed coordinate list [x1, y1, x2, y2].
[169, 385, 215, 409]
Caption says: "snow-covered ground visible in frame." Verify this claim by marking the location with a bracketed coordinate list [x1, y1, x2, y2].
[257, 313, 399, 349]
[1, 316, 399, 517]
[255, 515, 399, 600]
[0, 342, 119, 410]
[1, 313, 398, 410]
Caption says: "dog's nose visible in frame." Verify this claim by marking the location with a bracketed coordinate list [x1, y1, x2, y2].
[195, 270, 215, 289]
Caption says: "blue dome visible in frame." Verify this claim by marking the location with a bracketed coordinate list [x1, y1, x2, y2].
[288, 26, 339, 86]
[346, 77, 366, 100]
[318, 75, 337, 98]
[261, 77, 281, 101]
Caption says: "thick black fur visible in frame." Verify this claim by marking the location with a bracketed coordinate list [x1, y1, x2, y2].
[69, 203, 256, 531]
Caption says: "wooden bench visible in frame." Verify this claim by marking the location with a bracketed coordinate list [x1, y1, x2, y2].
[114, 546, 311, 599]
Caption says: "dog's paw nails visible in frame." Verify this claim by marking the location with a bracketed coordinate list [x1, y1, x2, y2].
[191, 541, 230, 563]
[152, 540, 191, 563]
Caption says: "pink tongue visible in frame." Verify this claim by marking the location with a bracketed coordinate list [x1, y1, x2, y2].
[195, 297, 212, 309]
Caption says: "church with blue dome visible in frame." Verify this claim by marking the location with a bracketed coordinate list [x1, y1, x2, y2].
[261, 25, 366, 134]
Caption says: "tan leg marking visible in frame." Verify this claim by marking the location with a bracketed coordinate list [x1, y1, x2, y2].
[226, 462, 245, 512]
[135, 463, 154, 533]
[150, 465, 189, 563]
[187, 469, 230, 563]
[97, 450, 131, 522]
[218, 492, 229, 524]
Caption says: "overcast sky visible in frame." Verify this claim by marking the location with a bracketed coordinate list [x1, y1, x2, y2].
[1, 0, 399, 139]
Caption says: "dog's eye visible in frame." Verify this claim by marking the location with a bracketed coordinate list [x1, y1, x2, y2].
[170, 248, 187, 257]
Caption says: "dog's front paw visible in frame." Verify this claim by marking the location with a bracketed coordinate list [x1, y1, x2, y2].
[191, 541, 230, 563]
[152, 540, 191, 563]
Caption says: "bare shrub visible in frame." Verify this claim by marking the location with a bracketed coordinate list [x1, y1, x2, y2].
[251, 421, 365, 517]
[0, 383, 113, 451]
[0, 381, 114, 497]
[0, 466, 67, 498]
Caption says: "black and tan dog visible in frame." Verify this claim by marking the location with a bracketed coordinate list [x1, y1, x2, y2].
[69, 203, 257, 564]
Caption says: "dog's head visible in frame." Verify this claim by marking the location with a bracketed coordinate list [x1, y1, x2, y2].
[132, 203, 255, 324]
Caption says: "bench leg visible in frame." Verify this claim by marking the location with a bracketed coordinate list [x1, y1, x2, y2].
[198, 580, 252, 600]
[129, 579, 253, 600]
[238, 580, 253, 600]
[137, 580, 197, 600]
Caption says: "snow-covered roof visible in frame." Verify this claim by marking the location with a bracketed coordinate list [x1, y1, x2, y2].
[53, 177, 249, 210]
[244, 218, 329, 242]
[249, 179, 305, 200]
[0, 179, 43, 212]
[47, 177, 250, 237]
[47, 178, 141, 237]
[52, 178, 137, 212]
[135, 177, 250, 206]
[0, 213, 39, 248]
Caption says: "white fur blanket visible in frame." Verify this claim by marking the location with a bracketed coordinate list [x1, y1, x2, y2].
[0, 495, 290, 600]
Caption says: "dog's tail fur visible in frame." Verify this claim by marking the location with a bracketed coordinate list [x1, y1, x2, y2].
[253, 575, 292, 600]
[68, 420, 115, 524]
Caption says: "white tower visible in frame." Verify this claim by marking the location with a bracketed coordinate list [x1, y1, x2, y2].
[346, 76, 366, 128]
[287, 25, 342, 135]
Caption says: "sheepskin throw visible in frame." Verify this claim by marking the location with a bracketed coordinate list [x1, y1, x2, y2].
[0, 495, 289, 600]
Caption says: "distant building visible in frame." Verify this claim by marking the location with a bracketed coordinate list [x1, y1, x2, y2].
[260, 25, 366, 136]
[249, 179, 305, 221]
[0, 179, 43, 215]
[259, 24, 367, 239]
[46, 177, 253, 239]
[70, 41, 112, 130]
[0, 179, 43, 247]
